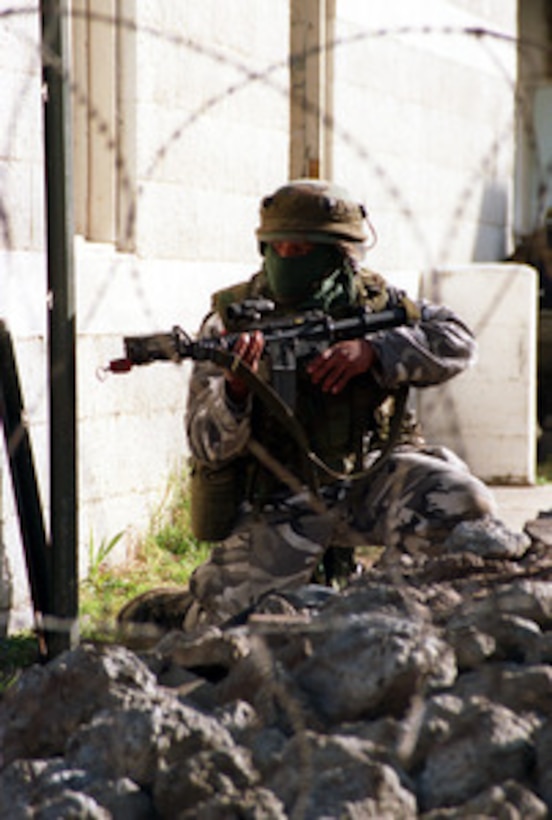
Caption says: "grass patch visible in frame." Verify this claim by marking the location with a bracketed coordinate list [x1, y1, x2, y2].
[1, 473, 211, 684]
[0, 632, 41, 693]
[79, 473, 210, 641]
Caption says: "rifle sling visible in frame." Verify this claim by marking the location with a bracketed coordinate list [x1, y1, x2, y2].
[207, 347, 409, 496]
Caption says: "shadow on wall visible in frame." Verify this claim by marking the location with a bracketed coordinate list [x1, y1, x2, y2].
[472, 181, 509, 263]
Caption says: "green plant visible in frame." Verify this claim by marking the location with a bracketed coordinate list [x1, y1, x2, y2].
[0, 632, 40, 692]
[86, 530, 126, 587]
[79, 471, 210, 641]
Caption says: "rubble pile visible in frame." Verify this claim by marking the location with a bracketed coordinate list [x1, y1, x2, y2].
[2, 514, 552, 818]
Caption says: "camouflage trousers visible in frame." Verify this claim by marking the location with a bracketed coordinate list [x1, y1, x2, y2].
[183, 445, 497, 631]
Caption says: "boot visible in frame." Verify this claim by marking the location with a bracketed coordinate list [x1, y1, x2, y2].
[116, 587, 194, 648]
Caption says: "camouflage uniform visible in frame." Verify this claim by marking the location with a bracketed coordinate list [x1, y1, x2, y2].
[118, 180, 497, 636]
[182, 183, 496, 630]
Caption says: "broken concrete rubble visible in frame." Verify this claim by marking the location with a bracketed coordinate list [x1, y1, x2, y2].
[2, 513, 552, 818]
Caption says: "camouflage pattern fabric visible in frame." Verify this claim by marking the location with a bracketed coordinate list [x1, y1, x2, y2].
[182, 267, 495, 631]
[350, 444, 497, 553]
[182, 445, 496, 630]
[183, 504, 337, 630]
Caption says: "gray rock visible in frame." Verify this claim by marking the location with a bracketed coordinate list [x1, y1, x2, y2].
[445, 517, 531, 559]
[418, 699, 536, 811]
[533, 719, 552, 810]
[177, 787, 287, 819]
[153, 746, 258, 817]
[443, 662, 552, 719]
[266, 730, 417, 819]
[446, 608, 542, 667]
[4, 511, 552, 818]
[0, 644, 158, 767]
[294, 612, 456, 723]
[493, 580, 552, 626]
[33, 791, 110, 820]
[451, 579, 552, 630]
[0, 759, 154, 819]
[524, 514, 552, 548]
[446, 613, 497, 669]
[535, 629, 552, 663]
[421, 779, 547, 818]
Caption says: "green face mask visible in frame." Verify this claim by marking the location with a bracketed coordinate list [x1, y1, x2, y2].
[264, 244, 341, 307]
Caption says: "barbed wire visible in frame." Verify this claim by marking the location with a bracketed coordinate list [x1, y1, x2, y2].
[2, 7, 551, 262]
[0, 8, 548, 487]
[1, 11, 551, 622]
[0, 7, 549, 530]
[1, 10, 551, 815]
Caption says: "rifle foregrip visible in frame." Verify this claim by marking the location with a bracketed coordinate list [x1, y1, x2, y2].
[124, 332, 180, 364]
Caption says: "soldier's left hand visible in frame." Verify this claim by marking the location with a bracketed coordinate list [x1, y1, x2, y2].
[307, 339, 376, 394]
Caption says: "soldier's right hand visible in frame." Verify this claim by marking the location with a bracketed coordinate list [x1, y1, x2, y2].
[224, 330, 265, 404]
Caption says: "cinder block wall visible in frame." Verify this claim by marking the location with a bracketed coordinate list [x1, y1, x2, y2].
[1, 1, 292, 630]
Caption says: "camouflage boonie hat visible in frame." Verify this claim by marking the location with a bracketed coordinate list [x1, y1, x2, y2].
[256, 179, 369, 244]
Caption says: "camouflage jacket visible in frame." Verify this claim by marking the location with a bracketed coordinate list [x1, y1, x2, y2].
[185, 267, 476, 506]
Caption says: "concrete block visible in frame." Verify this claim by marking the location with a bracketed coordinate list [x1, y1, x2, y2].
[419, 263, 538, 484]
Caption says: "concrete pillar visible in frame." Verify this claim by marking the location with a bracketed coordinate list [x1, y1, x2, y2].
[71, 0, 89, 237]
[290, 0, 333, 180]
[88, 0, 117, 242]
[116, 0, 136, 252]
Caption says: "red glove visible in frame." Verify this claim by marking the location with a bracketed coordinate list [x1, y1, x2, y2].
[224, 330, 265, 404]
[307, 339, 376, 394]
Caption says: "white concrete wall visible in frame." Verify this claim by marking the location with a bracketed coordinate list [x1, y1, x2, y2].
[132, 1, 290, 265]
[0, 7, 45, 253]
[0, 0, 533, 631]
[1, 1, 292, 630]
[374, 262, 538, 485]
[331, 0, 517, 272]
[419, 263, 538, 484]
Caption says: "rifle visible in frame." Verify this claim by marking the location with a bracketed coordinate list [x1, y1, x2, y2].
[106, 298, 418, 410]
[106, 300, 419, 565]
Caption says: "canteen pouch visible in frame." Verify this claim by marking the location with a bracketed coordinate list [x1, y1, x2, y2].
[190, 458, 244, 541]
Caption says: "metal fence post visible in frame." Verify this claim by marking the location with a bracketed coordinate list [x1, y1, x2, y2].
[41, 0, 79, 656]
